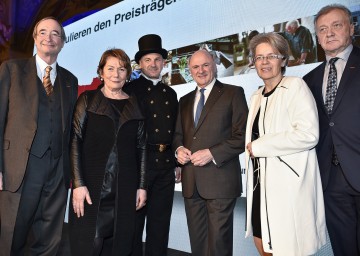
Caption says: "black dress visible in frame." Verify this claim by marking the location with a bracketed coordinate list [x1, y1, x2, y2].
[69, 88, 146, 256]
[251, 86, 277, 239]
[251, 109, 261, 238]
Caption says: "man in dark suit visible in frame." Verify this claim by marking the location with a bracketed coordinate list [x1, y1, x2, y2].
[124, 34, 179, 256]
[303, 4, 360, 256]
[0, 17, 78, 255]
[173, 49, 248, 255]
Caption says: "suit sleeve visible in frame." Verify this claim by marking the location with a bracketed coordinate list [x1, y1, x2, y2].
[0, 62, 10, 173]
[172, 97, 185, 154]
[210, 86, 248, 167]
[137, 120, 147, 189]
[70, 92, 88, 188]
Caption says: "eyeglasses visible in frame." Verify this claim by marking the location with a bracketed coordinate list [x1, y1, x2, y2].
[317, 22, 344, 34]
[36, 30, 62, 39]
[253, 54, 284, 63]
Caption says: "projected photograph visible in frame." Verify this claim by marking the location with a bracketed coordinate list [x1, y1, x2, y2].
[235, 15, 317, 75]
[235, 6, 360, 75]
[93, 4, 360, 89]
[350, 5, 360, 47]
[277, 17, 317, 66]
[160, 34, 238, 86]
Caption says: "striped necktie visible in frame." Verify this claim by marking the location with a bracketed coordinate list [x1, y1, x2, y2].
[43, 66, 53, 96]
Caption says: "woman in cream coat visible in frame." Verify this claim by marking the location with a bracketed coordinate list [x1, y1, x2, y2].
[245, 32, 326, 256]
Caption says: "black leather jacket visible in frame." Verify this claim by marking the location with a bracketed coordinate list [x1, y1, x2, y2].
[70, 85, 147, 190]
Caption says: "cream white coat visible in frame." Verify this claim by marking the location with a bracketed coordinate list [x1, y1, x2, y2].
[245, 76, 326, 255]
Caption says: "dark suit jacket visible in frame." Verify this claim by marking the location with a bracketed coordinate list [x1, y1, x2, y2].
[172, 80, 248, 199]
[303, 46, 360, 191]
[0, 56, 78, 192]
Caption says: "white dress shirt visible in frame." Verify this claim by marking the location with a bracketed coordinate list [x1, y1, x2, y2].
[36, 54, 57, 85]
[322, 44, 352, 100]
[193, 78, 216, 121]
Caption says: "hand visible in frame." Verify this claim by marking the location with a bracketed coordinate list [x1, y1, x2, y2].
[177, 147, 192, 165]
[296, 58, 305, 65]
[0, 172, 3, 190]
[246, 142, 254, 158]
[175, 167, 181, 183]
[136, 189, 147, 211]
[72, 186, 92, 218]
[190, 149, 213, 166]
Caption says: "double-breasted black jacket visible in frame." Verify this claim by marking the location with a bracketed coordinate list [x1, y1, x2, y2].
[125, 76, 178, 171]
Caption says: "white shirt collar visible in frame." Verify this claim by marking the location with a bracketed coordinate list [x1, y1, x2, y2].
[141, 73, 162, 85]
[197, 78, 216, 93]
[325, 44, 353, 63]
[36, 54, 57, 82]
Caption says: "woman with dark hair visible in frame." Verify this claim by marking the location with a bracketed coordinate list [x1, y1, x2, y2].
[69, 48, 147, 255]
[245, 32, 326, 255]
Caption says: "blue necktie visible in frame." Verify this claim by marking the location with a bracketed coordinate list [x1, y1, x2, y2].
[195, 88, 205, 126]
[325, 57, 339, 114]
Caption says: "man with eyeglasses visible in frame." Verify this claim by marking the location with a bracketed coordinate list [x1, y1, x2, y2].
[0, 17, 78, 255]
[303, 4, 360, 256]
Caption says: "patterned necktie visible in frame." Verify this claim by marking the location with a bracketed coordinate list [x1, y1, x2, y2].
[43, 66, 53, 96]
[324, 57, 339, 114]
[195, 88, 205, 126]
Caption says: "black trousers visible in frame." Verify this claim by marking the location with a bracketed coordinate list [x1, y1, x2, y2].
[11, 150, 67, 256]
[324, 163, 360, 256]
[132, 168, 175, 256]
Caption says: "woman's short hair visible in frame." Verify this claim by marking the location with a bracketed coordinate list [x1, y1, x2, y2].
[249, 32, 290, 74]
[97, 48, 132, 80]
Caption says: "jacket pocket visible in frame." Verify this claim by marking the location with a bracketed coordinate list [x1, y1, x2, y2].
[277, 156, 299, 177]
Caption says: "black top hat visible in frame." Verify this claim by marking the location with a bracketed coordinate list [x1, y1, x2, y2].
[135, 34, 168, 63]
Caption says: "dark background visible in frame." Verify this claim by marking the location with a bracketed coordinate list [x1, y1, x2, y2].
[0, 0, 123, 64]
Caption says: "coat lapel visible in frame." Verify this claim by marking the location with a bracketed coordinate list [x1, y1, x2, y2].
[260, 86, 279, 135]
[246, 88, 262, 141]
[332, 47, 359, 113]
[313, 62, 327, 116]
[56, 65, 71, 132]
[23, 57, 40, 126]
[195, 80, 224, 132]
[185, 89, 197, 131]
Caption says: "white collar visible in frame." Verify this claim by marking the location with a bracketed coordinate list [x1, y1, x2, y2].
[325, 44, 353, 63]
[196, 78, 216, 92]
[36, 54, 57, 72]
[141, 73, 162, 85]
